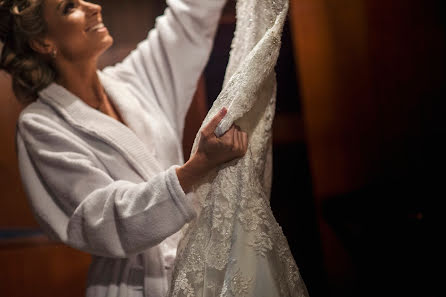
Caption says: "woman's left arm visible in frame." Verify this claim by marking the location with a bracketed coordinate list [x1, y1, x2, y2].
[103, 0, 227, 137]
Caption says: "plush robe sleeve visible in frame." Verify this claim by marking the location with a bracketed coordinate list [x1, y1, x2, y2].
[103, 0, 226, 139]
[16, 113, 196, 258]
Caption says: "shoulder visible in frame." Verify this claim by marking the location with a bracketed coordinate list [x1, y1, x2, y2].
[17, 101, 98, 165]
[17, 100, 74, 144]
[18, 100, 55, 130]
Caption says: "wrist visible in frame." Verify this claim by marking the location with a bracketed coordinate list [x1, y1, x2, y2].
[185, 152, 213, 179]
[176, 152, 213, 193]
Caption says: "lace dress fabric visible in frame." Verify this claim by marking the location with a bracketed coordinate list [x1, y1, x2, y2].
[169, 0, 309, 296]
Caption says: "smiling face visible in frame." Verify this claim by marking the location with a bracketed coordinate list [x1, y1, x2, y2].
[42, 0, 113, 62]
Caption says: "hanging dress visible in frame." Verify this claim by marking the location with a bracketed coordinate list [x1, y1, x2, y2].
[169, 0, 310, 296]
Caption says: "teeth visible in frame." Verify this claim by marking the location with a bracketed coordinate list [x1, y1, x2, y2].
[89, 23, 104, 31]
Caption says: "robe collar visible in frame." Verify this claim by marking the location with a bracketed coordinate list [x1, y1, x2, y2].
[37, 70, 161, 180]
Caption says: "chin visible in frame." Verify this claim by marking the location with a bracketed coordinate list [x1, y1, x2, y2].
[97, 36, 114, 56]
[102, 32, 114, 47]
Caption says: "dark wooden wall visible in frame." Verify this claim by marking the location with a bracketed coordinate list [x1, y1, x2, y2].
[290, 0, 445, 296]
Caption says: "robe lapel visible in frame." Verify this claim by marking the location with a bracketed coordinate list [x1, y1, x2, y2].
[38, 74, 162, 181]
[97, 71, 157, 157]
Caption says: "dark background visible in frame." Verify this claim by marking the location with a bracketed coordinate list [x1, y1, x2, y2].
[1, 0, 445, 296]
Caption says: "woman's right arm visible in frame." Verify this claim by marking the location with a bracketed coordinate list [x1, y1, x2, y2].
[16, 108, 247, 258]
[16, 112, 197, 258]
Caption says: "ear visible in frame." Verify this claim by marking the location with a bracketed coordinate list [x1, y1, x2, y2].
[29, 38, 54, 55]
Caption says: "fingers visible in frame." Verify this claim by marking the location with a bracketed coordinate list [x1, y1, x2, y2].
[201, 107, 227, 137]
[195, 120, 249, 170]
[220, 124, 235, 144]
[238, 127, 248, 155]
[233, 125, 239, 151]
[238, 127, 246, 154]
[241, 130, 248, 153]
[219, 125, 242, 155]
[232, 125, 248, 156]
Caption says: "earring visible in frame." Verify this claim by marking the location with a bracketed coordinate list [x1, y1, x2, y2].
[51, 48, 57, 58]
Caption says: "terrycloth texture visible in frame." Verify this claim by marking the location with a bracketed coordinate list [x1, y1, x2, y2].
[15, 0, 226, 296]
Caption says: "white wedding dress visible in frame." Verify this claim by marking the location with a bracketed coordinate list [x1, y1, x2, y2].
[169, 0, 309, 296]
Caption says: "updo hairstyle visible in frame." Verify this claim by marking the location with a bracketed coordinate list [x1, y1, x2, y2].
[0, 0, 56, 104]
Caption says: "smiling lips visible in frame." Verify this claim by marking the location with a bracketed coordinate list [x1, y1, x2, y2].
[86, 22, 105, 32]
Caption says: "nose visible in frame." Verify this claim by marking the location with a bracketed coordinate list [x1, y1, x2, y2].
[82, 1, 102, 15]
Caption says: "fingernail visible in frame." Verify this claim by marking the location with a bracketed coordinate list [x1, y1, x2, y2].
[220, 107, 227, 115]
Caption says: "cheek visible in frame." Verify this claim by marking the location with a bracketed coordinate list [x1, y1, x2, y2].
[51, 13, 89, 57]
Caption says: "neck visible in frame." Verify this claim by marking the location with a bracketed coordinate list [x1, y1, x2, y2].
[54, 57, 106, 109]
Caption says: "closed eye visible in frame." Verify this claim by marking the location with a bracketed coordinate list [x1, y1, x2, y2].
[62, 1, 76, 15]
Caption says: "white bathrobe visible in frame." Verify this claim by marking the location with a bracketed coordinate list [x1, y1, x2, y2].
[15, 0, 226, 296]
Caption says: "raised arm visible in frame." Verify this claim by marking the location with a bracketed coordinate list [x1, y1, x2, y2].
[103, 0, 227, 139]
[16, 113, 196, 258]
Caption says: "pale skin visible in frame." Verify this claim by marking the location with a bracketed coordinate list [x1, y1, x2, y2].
[29, 0, 248, 193]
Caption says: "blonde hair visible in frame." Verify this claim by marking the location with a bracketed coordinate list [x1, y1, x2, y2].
[0, 0, 56, 104]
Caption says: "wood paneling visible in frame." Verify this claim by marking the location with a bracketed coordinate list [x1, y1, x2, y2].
[290, 0, 377, 199]
[289, 1, 371, 293]
[0, 73, 33, 228]
[289, 0, 446, 295]
[0, 238, 91, 297]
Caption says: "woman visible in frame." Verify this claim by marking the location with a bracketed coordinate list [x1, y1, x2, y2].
[0, 0, 248, 296]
